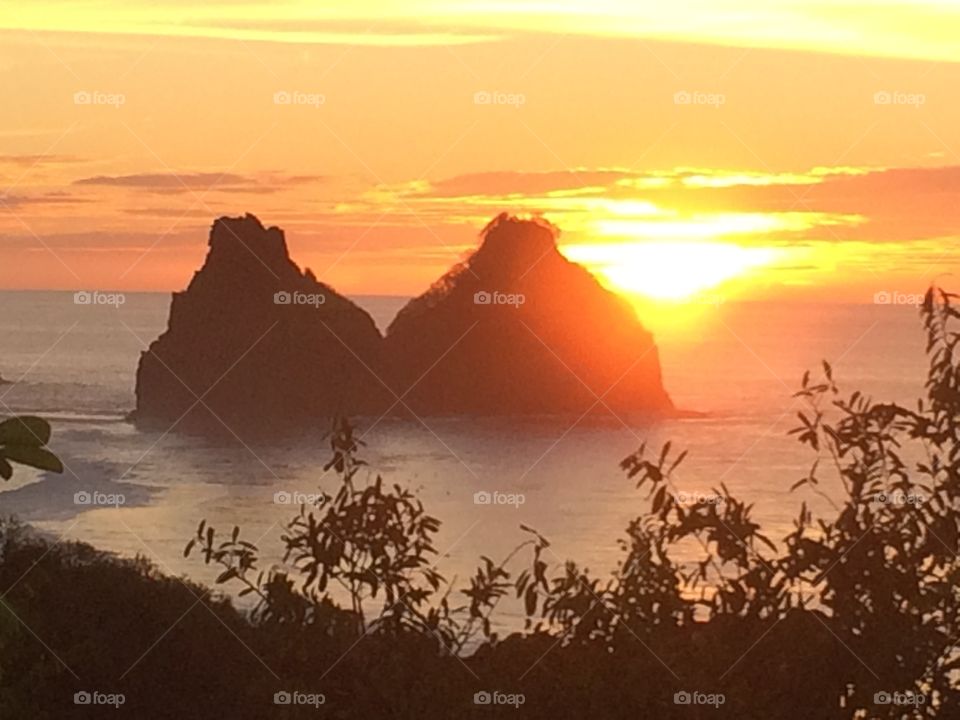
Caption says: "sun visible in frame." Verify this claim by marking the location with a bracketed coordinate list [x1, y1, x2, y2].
[561, 241, 782, 301]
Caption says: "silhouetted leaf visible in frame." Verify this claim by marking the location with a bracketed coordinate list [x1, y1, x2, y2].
[2, 445, 63, 473]
[0, 416, 51, 446]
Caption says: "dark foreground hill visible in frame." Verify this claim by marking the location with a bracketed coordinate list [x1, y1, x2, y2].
[0, 519, 848, 720]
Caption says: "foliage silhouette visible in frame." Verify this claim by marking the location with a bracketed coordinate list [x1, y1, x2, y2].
[0, 416, 62, 480]
[180, 286, 960, 718]
[186, 416, 533, 655]
[4, 288, 960, 717]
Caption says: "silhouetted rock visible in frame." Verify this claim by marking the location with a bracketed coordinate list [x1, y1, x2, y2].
[384, 214, 673, 415]
[133, 214, 386, 434]
[135, 213, 673, 430]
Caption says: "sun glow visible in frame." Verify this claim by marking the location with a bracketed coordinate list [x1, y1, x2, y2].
[561, 241, 783, 301]
[591, 211, 860, 241]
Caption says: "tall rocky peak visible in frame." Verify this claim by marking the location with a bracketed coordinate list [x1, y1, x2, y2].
[133, 214, 387, 436]
[471, 213, 559, 275]
[205, 214, 298, 277]
[384, 213, 674, 415]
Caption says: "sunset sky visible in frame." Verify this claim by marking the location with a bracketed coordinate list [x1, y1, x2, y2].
[1, 1, 959, 306]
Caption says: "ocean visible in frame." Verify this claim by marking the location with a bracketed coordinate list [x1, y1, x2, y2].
[0, 290, 929, 630]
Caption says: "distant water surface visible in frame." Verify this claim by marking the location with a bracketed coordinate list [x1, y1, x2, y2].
[0, 291, 928, 628]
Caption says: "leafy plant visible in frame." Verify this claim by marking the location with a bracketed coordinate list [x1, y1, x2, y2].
[0, 416, 62, 480]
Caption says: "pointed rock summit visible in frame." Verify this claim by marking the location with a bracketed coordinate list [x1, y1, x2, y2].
[384, 213, 673, 415]
[133, 214, 386, 433]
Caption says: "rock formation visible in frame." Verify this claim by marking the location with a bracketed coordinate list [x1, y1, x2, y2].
[134, 212, 673, 431]
[133, 214, 387, 434]
[383, 213, 674, 416]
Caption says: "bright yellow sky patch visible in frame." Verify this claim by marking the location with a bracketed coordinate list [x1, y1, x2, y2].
[562, 241, 785, 300]
[4, 0, 960, 61]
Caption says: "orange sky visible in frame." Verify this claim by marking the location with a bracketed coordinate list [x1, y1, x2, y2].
[1, 1, 959, 306]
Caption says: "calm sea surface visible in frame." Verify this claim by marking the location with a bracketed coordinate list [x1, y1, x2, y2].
[0, 291, 929, 629]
